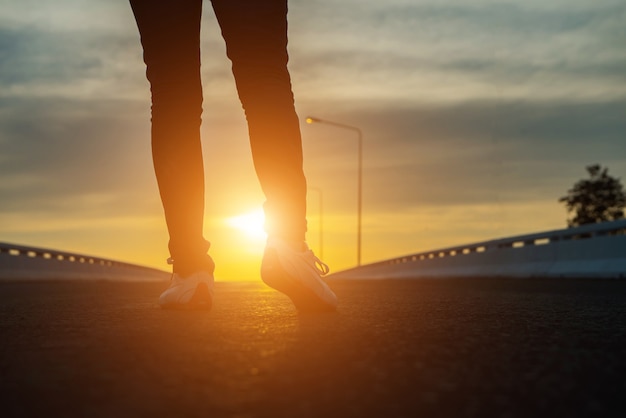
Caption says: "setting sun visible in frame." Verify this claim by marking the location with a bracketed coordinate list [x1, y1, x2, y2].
[225, 208, 267, 240]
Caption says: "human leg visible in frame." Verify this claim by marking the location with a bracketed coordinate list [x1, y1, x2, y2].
[211, 0, 307, 244]
[211, 0, 336, 311]
[129, 0, 212, 277]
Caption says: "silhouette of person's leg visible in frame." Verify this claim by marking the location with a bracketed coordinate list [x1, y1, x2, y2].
[211, 0, 308, 245]
[130, 0, 211, 276]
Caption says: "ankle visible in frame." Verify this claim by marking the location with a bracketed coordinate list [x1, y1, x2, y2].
[171, 254, 215, 278]
[268, 236, 306, 252]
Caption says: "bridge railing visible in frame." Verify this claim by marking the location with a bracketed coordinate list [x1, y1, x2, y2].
[330, 219, 626, 279]
[0, 242, 170, 281]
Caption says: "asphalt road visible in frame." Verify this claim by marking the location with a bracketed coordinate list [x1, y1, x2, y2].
[1, 278, 625, 418]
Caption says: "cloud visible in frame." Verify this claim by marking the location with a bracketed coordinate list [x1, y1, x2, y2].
[0, 96, 157, 215]
[289, 0, 626, 102]
[0, 21, 148, 101]
[301, 97, 626, 212]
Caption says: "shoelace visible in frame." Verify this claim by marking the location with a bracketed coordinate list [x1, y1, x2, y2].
[166, 257, 175, 281]
[306, 250, 330, 275]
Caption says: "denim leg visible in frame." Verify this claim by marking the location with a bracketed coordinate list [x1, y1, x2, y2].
[211, 0, 307, 243]
[130, 0, 210, 272]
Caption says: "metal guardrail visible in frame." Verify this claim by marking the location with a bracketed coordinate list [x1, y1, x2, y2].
[331, 219, 626, 279]
[0, 242, 170, 281]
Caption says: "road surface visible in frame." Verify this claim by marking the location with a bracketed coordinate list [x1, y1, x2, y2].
[1, 278, 625, 417]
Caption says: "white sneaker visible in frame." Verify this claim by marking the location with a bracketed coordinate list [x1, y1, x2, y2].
[261, 237, 337, 312]
[159, 270, 214, 310]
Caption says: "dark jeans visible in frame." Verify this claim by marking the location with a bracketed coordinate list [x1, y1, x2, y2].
[130, 0, 307, 272]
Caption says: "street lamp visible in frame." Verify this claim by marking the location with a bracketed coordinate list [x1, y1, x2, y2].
[308, 187, 324, 260]
[305, 116, 363, 266]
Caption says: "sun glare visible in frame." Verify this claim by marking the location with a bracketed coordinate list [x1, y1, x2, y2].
[226, 208, 267, 240]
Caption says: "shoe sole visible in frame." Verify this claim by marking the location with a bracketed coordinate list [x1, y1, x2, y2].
[160, 282, 213, 311]
[261, 251, 336, 313]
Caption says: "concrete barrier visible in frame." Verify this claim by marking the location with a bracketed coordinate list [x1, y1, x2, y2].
[331, 219, 626, 279]
[0, 242, 170, 281]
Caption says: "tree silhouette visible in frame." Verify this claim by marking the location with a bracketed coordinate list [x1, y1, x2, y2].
[559, 164, 626, 227]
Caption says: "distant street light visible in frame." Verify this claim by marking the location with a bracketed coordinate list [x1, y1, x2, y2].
[306, 116, 363, 266]
[308, 187, 324, 260]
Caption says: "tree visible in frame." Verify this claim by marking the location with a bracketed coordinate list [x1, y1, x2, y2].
[559, 164, 626, 227]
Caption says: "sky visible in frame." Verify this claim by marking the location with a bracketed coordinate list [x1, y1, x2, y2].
[1, 0, 625, 280]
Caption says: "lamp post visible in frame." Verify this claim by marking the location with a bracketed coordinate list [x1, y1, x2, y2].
[305, 116, 362, 266]
[308, 187, 324, 260]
